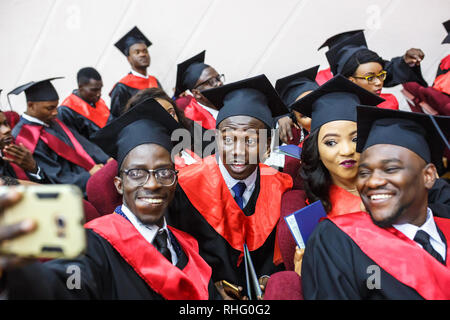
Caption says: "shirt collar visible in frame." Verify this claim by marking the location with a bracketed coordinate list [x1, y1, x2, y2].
[130, 69, 149, 79]
[197, 100, 218, 120]
[121, 203, 169, 244]
[22, 113, 49, 127]
[393, 207, 442, 244]
[217, 155, 258, 191]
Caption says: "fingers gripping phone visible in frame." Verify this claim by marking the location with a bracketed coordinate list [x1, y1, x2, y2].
[0, 185, 86, 259]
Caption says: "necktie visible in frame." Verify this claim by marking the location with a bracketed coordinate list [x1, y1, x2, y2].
[153, 229, 172, 263]
[232, 182, 246, 209]
[414, 230, 445, 265]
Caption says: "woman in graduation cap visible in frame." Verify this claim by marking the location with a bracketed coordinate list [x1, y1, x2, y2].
[317, 29, 427, 110]
[0, 99, 217, 300]
[109, 26, 162, 118]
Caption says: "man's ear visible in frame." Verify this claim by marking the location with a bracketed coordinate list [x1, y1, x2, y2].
[423, 163, 437, 189]
[348, 76, 357, 84]
[27, 101, 34, 112]
[114, 176, 124, 195]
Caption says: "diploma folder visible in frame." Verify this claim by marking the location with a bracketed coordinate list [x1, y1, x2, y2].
[284, 200, 327, 249]
[277, 144, 302, 159]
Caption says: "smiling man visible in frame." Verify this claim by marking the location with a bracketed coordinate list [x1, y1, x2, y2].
[8, 77, 108, 193]
[109, 26, 162, 118]
[167, 75, 294, 299]
[58, 67, 113, 140]
[301, 107, 450, 300]
[1, 99, 216, 300]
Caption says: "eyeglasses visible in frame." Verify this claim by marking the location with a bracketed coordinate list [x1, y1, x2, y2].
[352, 70, 387, 84]
[121, 168, 178, 186]
[194, 74, 225, 89]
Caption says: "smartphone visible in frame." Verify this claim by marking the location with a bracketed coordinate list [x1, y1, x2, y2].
[222, 280, 243, 300]
[0, 184, 86, 259]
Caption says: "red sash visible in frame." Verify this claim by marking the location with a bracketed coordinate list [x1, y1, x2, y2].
[118, 73, 159, 90]
[60, 94, 110, 128]
[182, 96, 216, 130]
[85, 214, 211, 300]
[378, 93, 399, 110]
[15, 119, 96, 171]
[434, 54, 450, 95]
[315, 68, 333, 86]
[177, 155, 293, 257]
[327, 184, 362, 217]
[9, 162, 29, 180]
[329, 211, 450, 300]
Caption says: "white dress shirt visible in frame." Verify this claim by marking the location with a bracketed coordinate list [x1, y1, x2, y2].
[217, 156, 257, 208]
[393, 207, 446, 261]
[121, 204, 178, 265]
[22, 113, 49, 127]
[130, 69, 149, 79]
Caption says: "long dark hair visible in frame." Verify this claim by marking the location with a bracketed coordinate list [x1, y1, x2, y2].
[341, 49, 385, 78]
[299, 128, 333, 212]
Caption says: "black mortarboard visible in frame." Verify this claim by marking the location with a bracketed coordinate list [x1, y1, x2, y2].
[325, 31, 368, 75]
[290, 75, 384, 132]
[174, 50, 210, 97]
[91, 98, 181, 170]
[201, 74, 288, 129]
[275, 65, 320, 107]
[356, 106, 450, 165]
[8, 77, 63, 102]
[442, 19, 450, 44]
[318, 29, 364, 50]
[114, 26, 152, 56]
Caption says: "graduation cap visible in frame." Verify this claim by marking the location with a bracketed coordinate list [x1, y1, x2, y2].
[8, 77, 63, 102]
[442, 19, 450, 44]
[275, 65, 320, 107]
[174, 50, 210, 97]
[325, 31, 368, 75]
[290, 75, 384, 132]
[356, 106, 450, 166]
[318, 29, 364, 51]
[114, 26, 152, 56]
[91, 98, 181, 170]
[201, 74, 288, 129]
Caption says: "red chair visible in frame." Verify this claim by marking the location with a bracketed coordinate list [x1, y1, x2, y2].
[264, 271, 303, 300]
[86, 160, 121, 216]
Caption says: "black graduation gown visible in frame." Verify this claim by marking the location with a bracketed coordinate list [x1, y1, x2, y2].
[11, 117, 109, 193]
[429, 178, 450, 219]
[384, 56, 428, 88]
[109, 78, 163, 118]
[167, 170, 285, 292]
[4, 229, 219, 299]
[301, 219, 446, 300]
[0, 157, 50, 184]
[58, 91, 114, 140]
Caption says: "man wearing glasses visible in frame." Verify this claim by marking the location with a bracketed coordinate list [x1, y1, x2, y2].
[174, 51, 225, 130]
[0, 100, 218, 300]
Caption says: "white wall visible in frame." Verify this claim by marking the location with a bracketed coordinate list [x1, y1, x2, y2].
[1, 0, 449, 114]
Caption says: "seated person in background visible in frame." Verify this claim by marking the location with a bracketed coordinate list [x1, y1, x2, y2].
[173, 50, 224, 130]
[301, 106, 450, 300]
[123, 87, 201, 168]
[318, 29, 427, 110]
[109, 26, 162, 118]
[8, 77, 109, 194]
[0, 99, 217, 300]
[58, 67, 112, 139]
[0, 110, 47, 183]
[167, 75, 294, 299]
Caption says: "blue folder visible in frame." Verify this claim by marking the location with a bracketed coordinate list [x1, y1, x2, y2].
[278, 144, 302, 159]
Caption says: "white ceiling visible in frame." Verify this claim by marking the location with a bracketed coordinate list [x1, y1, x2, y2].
[1, 0, 449, 113]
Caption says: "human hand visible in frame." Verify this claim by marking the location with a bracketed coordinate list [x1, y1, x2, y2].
[3, 144, 37, 173]
[403, 48, 425, 67]
[277, 116, 298, 144]
[293, 246, 305, 276]
[215, 280, 247, 300]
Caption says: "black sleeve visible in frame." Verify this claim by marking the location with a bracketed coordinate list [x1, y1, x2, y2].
[4, 231, 108, 299]
[109, 84, 132, 118]
[384, 56, 428, 87]
[428, 178, 450, 219]
[301, 220, 362, 300]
